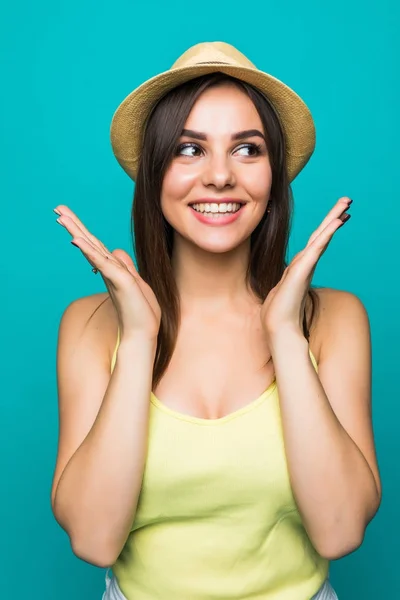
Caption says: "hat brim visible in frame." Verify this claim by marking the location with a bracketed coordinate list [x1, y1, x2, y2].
[110, 63, 316, 182]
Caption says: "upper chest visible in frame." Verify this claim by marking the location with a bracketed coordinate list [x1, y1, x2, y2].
[152, 305, 303, 421]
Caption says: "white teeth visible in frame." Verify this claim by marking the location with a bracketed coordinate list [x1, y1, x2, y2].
[191, 202, 242, 214]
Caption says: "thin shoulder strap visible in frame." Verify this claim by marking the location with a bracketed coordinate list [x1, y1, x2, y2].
[110, 326, 120, 374]
[309, 347, 319, 373]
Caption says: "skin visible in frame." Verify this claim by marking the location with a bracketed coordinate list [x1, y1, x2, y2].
[161, 83, 272, 258]
[51, 82, 381, 565]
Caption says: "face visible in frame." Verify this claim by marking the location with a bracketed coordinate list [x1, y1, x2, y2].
[160, 82, 273, 254]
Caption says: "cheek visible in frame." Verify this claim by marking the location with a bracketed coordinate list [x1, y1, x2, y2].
[161, 164, 197, 203]
[242, 163, 273, 205]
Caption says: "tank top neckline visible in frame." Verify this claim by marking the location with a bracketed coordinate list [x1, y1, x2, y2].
[149, 379, 278, 426]
[111, 328, 318, 427]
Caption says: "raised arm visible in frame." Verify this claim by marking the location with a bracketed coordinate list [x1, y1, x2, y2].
[260, 197, 381, 559]
[269, 289, 381, 559]
[51, 205, 161, 567]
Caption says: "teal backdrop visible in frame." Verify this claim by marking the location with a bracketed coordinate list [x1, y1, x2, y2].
[1, 0, 398, 598]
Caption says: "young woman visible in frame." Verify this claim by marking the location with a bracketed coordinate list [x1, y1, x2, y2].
[51, 42, 381, 599]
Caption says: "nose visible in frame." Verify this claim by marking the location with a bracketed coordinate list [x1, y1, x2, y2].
[201, 153, 236, 189]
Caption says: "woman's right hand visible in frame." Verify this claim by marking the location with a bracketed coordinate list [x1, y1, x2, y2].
[54, 205, 161, 342]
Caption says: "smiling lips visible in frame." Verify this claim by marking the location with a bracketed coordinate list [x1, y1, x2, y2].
[192, 201, 242, 213]
[189, 201, 245, 226]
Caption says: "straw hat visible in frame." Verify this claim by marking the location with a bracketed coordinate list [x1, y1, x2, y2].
[110, 41, 316, 182]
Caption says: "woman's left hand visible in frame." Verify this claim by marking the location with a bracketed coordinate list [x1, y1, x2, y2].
[260, 196, 352, 340]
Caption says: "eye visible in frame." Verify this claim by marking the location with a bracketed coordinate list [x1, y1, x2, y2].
[176, 143, 203, 157]
[234, 143, 263, 157]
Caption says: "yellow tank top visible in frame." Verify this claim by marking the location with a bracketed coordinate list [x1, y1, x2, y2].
[110, 331, 329, 599]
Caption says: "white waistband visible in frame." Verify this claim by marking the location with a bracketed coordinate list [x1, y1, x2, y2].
[102, 569, 338, 600]
[102, 569, 128, 600]
[311, 578, 339, 600]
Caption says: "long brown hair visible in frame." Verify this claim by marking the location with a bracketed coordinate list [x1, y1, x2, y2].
[131, 73, 319, 389]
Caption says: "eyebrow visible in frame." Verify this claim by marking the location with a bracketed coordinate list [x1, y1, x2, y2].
[181, 128, 266, 142]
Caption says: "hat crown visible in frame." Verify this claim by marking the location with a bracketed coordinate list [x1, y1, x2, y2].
[171, 41, 257, 70]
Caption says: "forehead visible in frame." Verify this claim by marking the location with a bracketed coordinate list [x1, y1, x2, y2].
[183, 83, 263, 134]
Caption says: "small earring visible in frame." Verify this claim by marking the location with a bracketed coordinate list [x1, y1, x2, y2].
[267, 202, 272, 213]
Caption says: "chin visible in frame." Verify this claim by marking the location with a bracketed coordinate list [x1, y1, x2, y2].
[187, 231, 250, 254]
[195, 242, 239, 255]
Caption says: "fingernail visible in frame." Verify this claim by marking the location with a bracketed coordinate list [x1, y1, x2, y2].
[53, 208, 61, 215]
[71, 240, 79, 247]
[348, 198, 353, 205]
[339, 213, 351, 225]
[56, 218, 65, 227]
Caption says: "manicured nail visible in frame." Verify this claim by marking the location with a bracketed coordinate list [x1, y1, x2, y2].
[53, 208, 61, 215]
[56, 218, 65, 227]
[71, 240, 79, 247]
[339, 213, 351, 226]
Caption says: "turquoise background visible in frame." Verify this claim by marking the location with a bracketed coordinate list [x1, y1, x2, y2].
[1, 0, 398, 597]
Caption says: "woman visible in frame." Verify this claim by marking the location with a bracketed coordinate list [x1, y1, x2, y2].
[51, 42, 381, 599]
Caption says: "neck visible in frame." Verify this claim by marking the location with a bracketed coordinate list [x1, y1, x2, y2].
[171, 234, 260, 315]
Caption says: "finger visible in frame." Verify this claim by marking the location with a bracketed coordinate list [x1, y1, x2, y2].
[111, 249, 157, 303]
[111, 249, 144, 284]
[306, 197, 351, 248]
[306, 215, 346, 258]
[57, 213, 109, 256]
[57, 215, 101, 253]
[55, 205, 109, 254]
[288, 216, 346, 283]
[112, 249, 138, 274]
[71, 236, 119, 276]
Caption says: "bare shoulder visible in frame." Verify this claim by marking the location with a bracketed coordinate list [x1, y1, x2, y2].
[308, 287, 370, 363]
[314, 286, 368, 312]
[59, 292, 119, 365]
